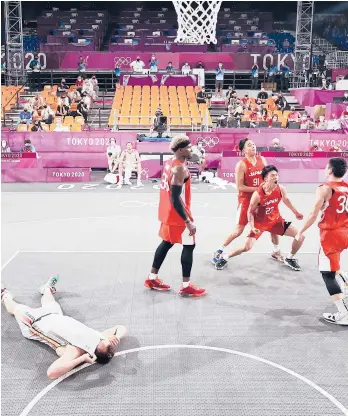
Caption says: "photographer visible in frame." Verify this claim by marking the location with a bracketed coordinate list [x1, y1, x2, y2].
[152, 108, 168, 137]
[196, 87, 211, 108]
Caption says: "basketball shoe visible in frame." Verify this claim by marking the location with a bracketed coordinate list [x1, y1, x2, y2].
[211, 249, 223, 265]
[39, 275, 60, 295]
[284, 257, 301, 271]
[179, 283, 206, 297]
[323, 311, 348, 326]
[144, 276, 171, 291]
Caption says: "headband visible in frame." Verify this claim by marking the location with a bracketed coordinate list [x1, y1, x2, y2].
[172, 139, 190, 152]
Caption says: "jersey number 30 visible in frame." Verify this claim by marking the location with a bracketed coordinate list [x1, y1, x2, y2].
[337, 195, 348, 214]
[160, 173, 170, 192]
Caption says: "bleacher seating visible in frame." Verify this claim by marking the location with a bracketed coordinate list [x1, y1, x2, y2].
[1, 86, 23, 118]
[108, 86, 212, 129]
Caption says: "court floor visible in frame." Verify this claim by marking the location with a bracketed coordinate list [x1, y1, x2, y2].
[1, 182, 348, 416]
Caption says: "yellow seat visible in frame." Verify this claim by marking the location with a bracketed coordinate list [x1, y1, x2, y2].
[74, 116, 85, 125]
[71, 123, 82, 132]
[17, 124, 28, 132]
[63, 116, 74, 126]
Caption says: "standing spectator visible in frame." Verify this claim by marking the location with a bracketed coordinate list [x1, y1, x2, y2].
[90, 75, 99, 97]
[130, 56, 145, 73]
[18, 107, 32, 125]
[114, 64, 121, 88]
[29, 54, 41, 91]
[1, 139, 11, 153]
[77, 56, 87, 74]
[251, 64, 259, 89]
[57, 79, 69, 96]
[196, 61, 205, 69]
[257, 87, 268, 103]
[268, 64, 277, 84]
[166, 62, 175, 73]
[148, 54, 159, 72]
[77, 99, 89, 123]
[215, 62, 225, 98]
[280, 63, 290, 91]
[181, 62, 191, 74]
[20, 139, 36, 153]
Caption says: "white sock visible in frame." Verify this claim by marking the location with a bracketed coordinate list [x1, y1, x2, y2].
[335, 298, 348, 315]
[149, 273, 157, 280]
[219, 244, 226, 251]
[182, 281, 190, 288]
[287, 253, 294, 259]
[273, 245, 279, 252]
[222, 253, 229, 261]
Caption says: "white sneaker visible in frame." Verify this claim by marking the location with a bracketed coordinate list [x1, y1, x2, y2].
[137, 181, 143, 187]
[124, 180, 132, 186]
[39, 275, 60, 295]
[1, 288, 13, 302]
[116, 182, 123, 189]
[271, 251, 284, 262]
[323, 311, 348, 325]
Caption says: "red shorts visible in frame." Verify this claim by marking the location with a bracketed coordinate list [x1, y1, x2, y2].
[248, 218, 291, 240]
[236, 200, 250, 226]
[319, 228, 348, 272]
[159, 223, 195, 245]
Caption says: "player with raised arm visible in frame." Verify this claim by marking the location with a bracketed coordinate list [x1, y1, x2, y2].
[212, 139, 284, 265]
[296, 158, 348, 325]
[144, 134, 206, 297]
[214, 165, 305, 271]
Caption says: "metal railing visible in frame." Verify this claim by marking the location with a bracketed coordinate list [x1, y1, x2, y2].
[1, 80, 30, 127]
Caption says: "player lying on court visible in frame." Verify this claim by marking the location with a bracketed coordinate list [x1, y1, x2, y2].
[1, 276, 127, 378]
[145, 134, 205, 297]
[214, 165, 305, 271]
[213, 138, 285, 266]
[296, 157, 348, 325]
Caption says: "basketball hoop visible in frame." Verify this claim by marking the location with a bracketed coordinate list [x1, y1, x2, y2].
[173, 0, 223, 45]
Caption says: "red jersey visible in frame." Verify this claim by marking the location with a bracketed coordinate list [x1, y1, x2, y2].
[318, 181, 348, 231]
[238, 155, 265, 203]
[158, 158, 192, 226]
[254, 184, 282, 229]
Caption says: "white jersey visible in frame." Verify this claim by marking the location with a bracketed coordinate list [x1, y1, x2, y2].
[33, 315, 104, 356]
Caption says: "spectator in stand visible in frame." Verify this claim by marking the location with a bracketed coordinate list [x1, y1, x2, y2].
[106, 138, 121, 173]
[280, 63, 290, 91]
[287, 106, 300, 122]
[1, 139, 11, 153]
[77, 99, 89, 124]
[31, 120, 43, 132]
[114, 64, 121, 88]
[91, 75, 99, 97]
[215, 62, 225, 98]
[130, 56, 145, 73]
[196, 61, 205, 69]
[269, 113, 279, 128]
[268, 64, 277, 84]
[257, 87, 268, 103]
[251, 64, 259, 90]
[330, 144, 343, 152]
[343, 91, 348, 102]
[300, 114, 310, 130]
[61, 93, 71, 112]
[31, 93, 45, 111]
[181, 62, 191, 74]
[196, 87, 211, 108]
[56, 96, 68, 117]
[270, 138, 282, 149]
[41, 105, 54, 125]
[241, 93, 252, 109]
[249, 108, 260, 127]
[57, 79, 69, 95]
[19, 107, 32, 125]
[165, 62, 175, 73]
[118, 142, 143, 188]
[77, 56, 87, 75]
[20, 139, 36, 153]
[75, 75, 84, 93]
[275, 93, 287, 111]
[225, 85, 236, 106]
[260, 108, 270, 122]
[282, 38, 290, 49]
[148, 54, 159, 72]
[53, 118, 70, 132]
[29, 54, 41, 91]
[315, 115, 328, 130]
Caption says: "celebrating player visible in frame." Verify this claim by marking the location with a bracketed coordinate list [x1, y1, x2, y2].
[296, 158, 348, 325]
[145, 134, 206, 297]
[214, 165, 305, 271]
[212, 139, 284, 265]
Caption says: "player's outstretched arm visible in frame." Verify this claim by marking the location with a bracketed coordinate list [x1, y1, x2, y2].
[297, 185, 331, 238]
[235, 161, 257, 193]
[280, 185, 303, 219]
[247, 191, 260, 232]
[102, 325, 128, 340]
[47, 345, 91, 379]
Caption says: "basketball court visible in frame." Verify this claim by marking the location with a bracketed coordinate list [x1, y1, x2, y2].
[2, 182, 348, 416]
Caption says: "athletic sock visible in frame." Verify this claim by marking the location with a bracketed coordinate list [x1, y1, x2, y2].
[273, 245, 279, 252]
[222, 253, 229, 261]
[149, 273, 157, 280]
[219, 244, 226, 251]
[335, 298, 348, 314]
[287, 253, 294, 259]
[182, 281, 190, 288]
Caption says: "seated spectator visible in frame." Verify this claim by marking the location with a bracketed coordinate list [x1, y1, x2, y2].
[30, 94, 44, 111]
[148, 54, 158, 72]
[56, 97, 68, 117]
[19, 107, 32, 125]
[275, 93, 287, 111]
[309, 141, 324, 152]
[260, 108, 270, 122]
[270, 138, 283, 149]
[106, 138, 121, 173]
[315, 115, 328, 130]
[114, 65, 121, 88]
[165, 62, 175, 73]
[31, 120, 43, 132]
[77, 99, 89, 123]
[20, 139, 36, 153]
[248, 108, 260, 127]
[181, 62, 191, 74]
[57, 78, 69, 95]
[257, 88, 268, 103]
[225, 86, 236, 106]
[330, 144, 342, 152]
[287, 106, 300, 122]
[241, 93, 252, 109]
[300, 114, 310, 129]
[1, 139, 11, 153]
[196, 61, 205, 69]
[75, 75, 85, 93]
[196, 87, 211, 108]
[118, 142, 143, 188]
[269, 113, 279, 127]
[53, 118, 70, 132]
[90, 75, 99, 97]
[42, 105, 54, 125]
[130, 56, 145, 73]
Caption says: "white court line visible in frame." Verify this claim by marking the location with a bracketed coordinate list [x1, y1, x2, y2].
[5, 215, 138, 225]
[17, 250, 320, 254]
[18, 344, 348, 416]
[1, 251, 19, 272]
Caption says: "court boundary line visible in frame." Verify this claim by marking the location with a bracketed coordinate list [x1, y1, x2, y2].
[1, 251, 19, 272]
[18, 344, 348, 416]
[16, 250, 320, 254]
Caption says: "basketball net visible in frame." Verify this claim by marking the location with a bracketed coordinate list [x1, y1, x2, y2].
[173, 0, 223, 45]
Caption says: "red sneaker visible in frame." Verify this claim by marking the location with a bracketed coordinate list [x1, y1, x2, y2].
[144, 277, 171, 291]
[179, 283, 206, 297]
